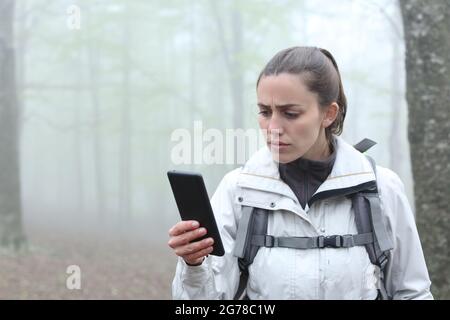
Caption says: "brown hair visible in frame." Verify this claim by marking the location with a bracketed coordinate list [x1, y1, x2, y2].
[256, 46, 347, 141]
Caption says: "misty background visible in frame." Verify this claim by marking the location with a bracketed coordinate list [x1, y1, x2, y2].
[0, 0, 448, 299]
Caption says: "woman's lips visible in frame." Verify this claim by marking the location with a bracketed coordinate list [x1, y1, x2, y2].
[268, 141, 290, 146]
[268, 141, 291, 151]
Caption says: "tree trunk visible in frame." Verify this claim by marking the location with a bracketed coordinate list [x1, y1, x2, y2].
[86, 13, 105, 219]
[119, 4, 132, 220]
[210, 0, 245, 167]
[70, 22, 84, 218]
[388, 2, 405, 187]
[230, 4, 244, 131]
[16, 0, 27, 136]
[399, 0, 450, 299]
[0, 0, 26, 250]
[189, 1, 197, 171]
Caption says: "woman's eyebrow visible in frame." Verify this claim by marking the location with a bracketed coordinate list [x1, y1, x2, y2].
[257, 103, 303, 109]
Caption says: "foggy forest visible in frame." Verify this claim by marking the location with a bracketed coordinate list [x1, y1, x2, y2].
[0, 0, 449, 300]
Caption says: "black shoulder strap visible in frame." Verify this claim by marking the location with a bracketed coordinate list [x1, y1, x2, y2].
[353, 155, 393, 300]
[233, 207, 268, 300]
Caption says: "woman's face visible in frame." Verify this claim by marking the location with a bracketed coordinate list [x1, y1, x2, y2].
[257, 73, 332, 163]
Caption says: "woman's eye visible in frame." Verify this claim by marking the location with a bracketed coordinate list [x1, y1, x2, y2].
[258, 111, 270, 117]
[284, 112, 299, 119]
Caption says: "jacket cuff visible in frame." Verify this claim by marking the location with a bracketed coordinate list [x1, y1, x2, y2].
[180, 256, 212, 286]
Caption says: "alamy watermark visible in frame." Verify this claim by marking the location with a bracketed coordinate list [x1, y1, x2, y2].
[67, 5, 81, 30]
[66, 265, 81, 290]
[170, 121, 280, 165]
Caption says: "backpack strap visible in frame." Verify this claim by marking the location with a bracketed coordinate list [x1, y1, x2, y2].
[251, 233, 373, 249]
[364, 156, 394, 253]
[352, 155, 393, 300]
[233, 206, 254, 259]
[233, 206, 269, 300]
[353, 138, 377, 153]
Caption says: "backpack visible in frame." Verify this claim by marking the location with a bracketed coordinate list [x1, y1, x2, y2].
[232, 138, 394, 300]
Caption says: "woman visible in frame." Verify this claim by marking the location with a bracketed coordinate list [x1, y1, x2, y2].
[168, 46, 433, 300]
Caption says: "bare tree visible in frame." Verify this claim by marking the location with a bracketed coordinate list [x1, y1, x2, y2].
[388, 2, 405, 179]
[230, 4, 244, 131]
[119, 3, 132, 220]
[209, 0, 244, 131]
[86, 9, 106, 219]
[0, 0, 26, 250]
[209, 1, 245, 169]
[189, 1, 197, 171]
[399, 0, 450, 299]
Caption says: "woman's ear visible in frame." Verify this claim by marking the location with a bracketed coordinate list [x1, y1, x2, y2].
[322, 102, 339, 128]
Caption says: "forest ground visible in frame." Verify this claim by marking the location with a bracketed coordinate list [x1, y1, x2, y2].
[0, 227, 177, 299]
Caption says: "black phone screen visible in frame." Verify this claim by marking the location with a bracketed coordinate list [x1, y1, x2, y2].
[167, 170, 225, 256]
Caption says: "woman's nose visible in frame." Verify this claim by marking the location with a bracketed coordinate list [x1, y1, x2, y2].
[268, 114, 284, 134]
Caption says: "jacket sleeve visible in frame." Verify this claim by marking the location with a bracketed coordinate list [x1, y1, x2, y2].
[378, 167, 433, 300]
[172, 168, 242, 300]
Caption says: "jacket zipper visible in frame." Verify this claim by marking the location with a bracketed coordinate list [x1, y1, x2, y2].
[304, 172, 308, 211]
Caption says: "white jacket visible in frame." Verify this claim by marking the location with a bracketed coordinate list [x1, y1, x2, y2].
[172, 136, 433, 300]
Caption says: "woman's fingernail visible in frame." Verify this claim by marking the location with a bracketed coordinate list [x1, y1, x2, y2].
[192, 221, 199, 228]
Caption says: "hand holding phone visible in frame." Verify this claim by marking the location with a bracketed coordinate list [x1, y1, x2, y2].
[168, 220, 215, 265]
[167, 170, 225, 260]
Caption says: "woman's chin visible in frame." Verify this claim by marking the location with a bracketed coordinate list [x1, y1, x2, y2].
[270, 150, 302, 164]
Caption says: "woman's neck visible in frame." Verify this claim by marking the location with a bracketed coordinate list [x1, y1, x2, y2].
[302, 131, 331, 161]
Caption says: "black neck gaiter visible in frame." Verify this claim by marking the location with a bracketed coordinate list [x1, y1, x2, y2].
[279, 139, 337, 210]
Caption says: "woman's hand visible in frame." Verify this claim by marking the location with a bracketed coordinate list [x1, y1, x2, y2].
[168, 220, 215, 266]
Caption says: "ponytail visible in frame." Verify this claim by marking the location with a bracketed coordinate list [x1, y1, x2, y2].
[319, 48, 347, 139]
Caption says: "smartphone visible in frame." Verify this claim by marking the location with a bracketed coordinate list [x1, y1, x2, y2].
[167, 170, 225, 256]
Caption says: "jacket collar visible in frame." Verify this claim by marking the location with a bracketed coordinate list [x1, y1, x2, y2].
[237, 135, 376, 202]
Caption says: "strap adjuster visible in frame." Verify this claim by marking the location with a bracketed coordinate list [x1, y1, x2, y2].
[378, 254, 389, 269]
[317, 235, 343, 248]
[264, 235, 275, 248]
